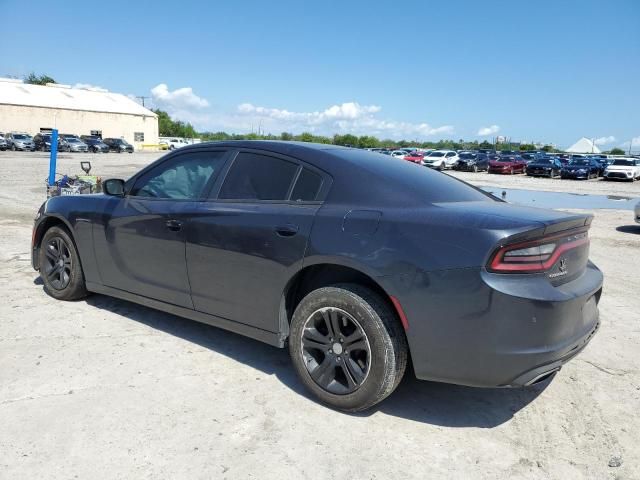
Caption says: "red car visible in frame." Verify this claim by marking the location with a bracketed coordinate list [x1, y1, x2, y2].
[403, 151, 424, 164]
[488, 155, 527, 174]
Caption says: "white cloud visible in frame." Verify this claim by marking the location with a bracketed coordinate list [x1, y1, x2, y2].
[594, 135, 616, 145]
[477, 125, 500, 136]
[73, 83, 108, 92]
[234, 102, 453, 139]
[151, 83, 209, 110]
[618, 136, 640, 152]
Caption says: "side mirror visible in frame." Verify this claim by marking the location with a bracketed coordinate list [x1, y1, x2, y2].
[103, 178, 125, 196]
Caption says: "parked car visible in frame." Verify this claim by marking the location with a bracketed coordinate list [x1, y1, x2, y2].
[525, 156, 563, 178]
[33, 133, 68, 152]
[62, 137, 89, 153]
[403, 151, 424, 164]
[80, 136, 110, 153]
[31, 141, 603, 411]
[390, 150, 407, 159]
[0, 135, 7, 151]
[5, 132, 35, 151]
[421, 150, 459, 170]
[560, 158, 601, 180]
[454, 152, 489, 172]
[488, 155, 527, 174]
[104, 138, 134, 153]
[603, 158, 640, 181]
[635, 201, 640, 224]
[160, 138, 190, 150]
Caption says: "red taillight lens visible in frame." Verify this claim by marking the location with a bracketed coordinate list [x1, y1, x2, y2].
[488, 229, 589, 273]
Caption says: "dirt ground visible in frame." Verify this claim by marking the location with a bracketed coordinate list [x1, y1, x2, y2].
[1, 151, 639, 479]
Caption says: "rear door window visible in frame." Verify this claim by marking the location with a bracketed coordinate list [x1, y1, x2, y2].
[290, 168, 323, 201]
[218, 152, 298, 201]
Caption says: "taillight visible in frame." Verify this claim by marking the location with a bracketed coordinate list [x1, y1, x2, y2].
[488, 229, 589, 273]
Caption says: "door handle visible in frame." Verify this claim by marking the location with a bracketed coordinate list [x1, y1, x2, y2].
[275, 224, 299, 237]
[165, 219, 183, 231]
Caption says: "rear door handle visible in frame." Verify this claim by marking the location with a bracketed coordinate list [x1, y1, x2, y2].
[275, 224, 299, 237]
[165, 219, 183, 231]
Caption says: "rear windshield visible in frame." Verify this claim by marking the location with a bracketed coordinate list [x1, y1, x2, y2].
[331, 149, 494, 204]
[498, 157, 515, 162]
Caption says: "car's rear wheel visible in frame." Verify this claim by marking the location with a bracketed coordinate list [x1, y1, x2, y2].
[289, 284, 407, 412]
[39, 226, 88, 301]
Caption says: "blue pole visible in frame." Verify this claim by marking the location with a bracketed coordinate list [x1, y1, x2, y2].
[48, 129, 58, 186]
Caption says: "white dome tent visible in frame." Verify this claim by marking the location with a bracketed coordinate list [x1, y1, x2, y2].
[565, 137, 601, 154]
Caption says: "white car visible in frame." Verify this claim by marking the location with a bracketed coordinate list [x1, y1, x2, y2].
[421, 150, 459, 170]
[390, 150, 407, 159]
[603, 158, 640, 181]
[160, 138, 190, 150]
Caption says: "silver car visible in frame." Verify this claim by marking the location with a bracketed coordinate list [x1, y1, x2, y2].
[63, 137, 89, 152]
[5, 132, 35, 151]
[635, 201, 640, 224]
[0, 135, 7, 151]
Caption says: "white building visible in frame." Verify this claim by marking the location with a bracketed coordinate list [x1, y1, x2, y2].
[0, 78, 158, 149]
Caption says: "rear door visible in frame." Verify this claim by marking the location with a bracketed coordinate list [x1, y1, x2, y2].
[94, 149, 229, 307]
[186, 149, 329, 332]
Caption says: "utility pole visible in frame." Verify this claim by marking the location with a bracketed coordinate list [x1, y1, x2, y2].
[136, 96, 150, 107]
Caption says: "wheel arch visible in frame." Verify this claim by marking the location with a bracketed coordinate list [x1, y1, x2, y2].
[278, 262, 404, 344]
[32, 214, 77, 270]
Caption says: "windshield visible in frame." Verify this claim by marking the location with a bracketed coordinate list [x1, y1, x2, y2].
[570, 160, 589, 166]
[428, 152, 445, 157]
[459, 153, 476, 159]
[612, 159, 634, 166]
[498, 157, 515, 162]
[14, 134, 30, 140]
[67, 138, 81, 143]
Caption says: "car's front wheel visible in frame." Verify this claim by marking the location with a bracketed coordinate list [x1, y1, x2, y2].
[289, 284, 408, 412]
[39, 226, 88, 301]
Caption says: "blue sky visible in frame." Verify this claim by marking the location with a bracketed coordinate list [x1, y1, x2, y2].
[1, 0, 638, 149]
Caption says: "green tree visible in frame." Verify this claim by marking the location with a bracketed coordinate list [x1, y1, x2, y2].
[280, 132, 293, 141]
[519, 144, 536, 151]
[608, 147, 625, 155]
[153, 109, 197, 138]
[24, 72, 56, 85]
[541, 145, 555, 152]
[479, 140, 493, 149]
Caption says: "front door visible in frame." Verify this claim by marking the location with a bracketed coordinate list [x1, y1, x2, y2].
[94, 149, 229, 307]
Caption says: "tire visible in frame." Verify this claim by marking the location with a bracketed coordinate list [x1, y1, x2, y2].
[472, 165, 478, 173]
[11, 144, 16, 151]
[289, 284, 408, 412]
[39, 226, 88, 301]
[439, 163, 445, 171]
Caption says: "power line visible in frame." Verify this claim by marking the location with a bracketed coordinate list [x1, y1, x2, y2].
[136, 96, 150, 107]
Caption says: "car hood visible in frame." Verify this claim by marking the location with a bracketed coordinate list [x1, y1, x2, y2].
[527, 162, 555, 168]
[563, 165, 591, 170]
[606, 165, 635, 172]
[489, 161, 515, 166]
[423, 157, 444, 162]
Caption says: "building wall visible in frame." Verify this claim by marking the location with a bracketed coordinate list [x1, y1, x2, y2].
[0, 104, 159, 149]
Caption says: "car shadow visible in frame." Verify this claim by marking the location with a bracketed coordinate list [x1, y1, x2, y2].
[66, 292, 544, 428]
[616, 225, 640, 235]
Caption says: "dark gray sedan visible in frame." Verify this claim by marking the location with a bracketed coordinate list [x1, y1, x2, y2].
[31, 141, 603, 411]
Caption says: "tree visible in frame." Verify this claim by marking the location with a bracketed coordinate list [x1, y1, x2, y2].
[153, 109, 197, 138]
[519, 144, 536, 151]
[24, 72, 56, 85]
[280, 132, 293, 141]
[541, 145, 555, 152]
[608, 147, 625, 155]
[479, 140, 493, 149]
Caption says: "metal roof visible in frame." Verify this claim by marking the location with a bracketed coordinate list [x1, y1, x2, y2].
[0, 79, 157, 117]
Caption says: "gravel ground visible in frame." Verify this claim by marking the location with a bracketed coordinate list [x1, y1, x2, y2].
[1, 151, 639, 479]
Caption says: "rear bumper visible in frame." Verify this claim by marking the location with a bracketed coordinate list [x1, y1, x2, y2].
[398, 262, 603, 387]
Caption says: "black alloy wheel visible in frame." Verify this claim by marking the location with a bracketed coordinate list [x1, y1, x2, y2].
[39, 226, 87, 301]
[43, 236, 73, 290]
[301, 307, 371, 395]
